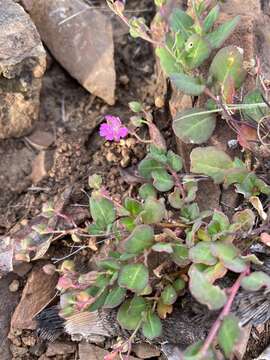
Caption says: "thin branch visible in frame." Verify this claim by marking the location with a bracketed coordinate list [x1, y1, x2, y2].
[198, 268, 250, 358]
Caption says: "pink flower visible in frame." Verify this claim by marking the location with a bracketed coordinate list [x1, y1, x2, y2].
[99, 115, 128, 142]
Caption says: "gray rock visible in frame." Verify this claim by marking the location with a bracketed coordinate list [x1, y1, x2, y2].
[23, 0, 116, 105]
[0, 274, 20, 360]
[78, 343, 139, 360]
[46, 341, 76, 357]
[0, 0, 46, 139]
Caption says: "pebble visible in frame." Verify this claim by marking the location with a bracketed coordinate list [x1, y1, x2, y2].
[21, 335, 36, 347]
[9, 280, 20, 292]
[10, 345, 28, 357]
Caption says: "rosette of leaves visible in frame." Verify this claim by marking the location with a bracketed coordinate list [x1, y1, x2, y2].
[156, 4, 240, 76]
[172, 46, 246, 144]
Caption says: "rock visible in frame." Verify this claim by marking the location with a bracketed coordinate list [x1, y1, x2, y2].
[78, 343, 139, 360]
[46, 341, 76, 357]
[13, 262, 32, 277]
[10, 263, 58, 331]
[10, 344, 28, 357]
[29, 341, 46, 357]
[9, 279, 20, 292]
[23, 0, 116, 105]
[0, 274, 20, 360]
[21, 335, 36, 347]
[25, 130, 54, 151]
[31, 150, 54, 184]
[133, 343, 161, 359]
[0, 0, 46, 138]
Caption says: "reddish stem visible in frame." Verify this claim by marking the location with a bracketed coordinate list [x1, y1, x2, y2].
[170, 169, 186, 199]
[198, 267, 250, 358]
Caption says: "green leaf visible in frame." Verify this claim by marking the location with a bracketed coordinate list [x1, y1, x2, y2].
[232, 209, 255, 232]
[242, 89, 269, 123]
[141, 197, 165, 224]
[169, 9, 193, 39]
[149, 145, 167, 163]
[184, 35, 211, 69]
[104, 287, 126, 309]
[180, 203, 200, 222]
[203, 4, 220, 32]
[124, 198, 143, 217]
[211, 242, 247, 273]
[129, 101, 142, 113]
[241, 271, 270, 291]
[218, 315, 241, 358]
[125, 225, 154, 254]
[90, 195, 116, 230]
[87, 223, 106, 235]
[170, 73, 206, 96]
[97, 259, 120, 271]
[138, 157, 164, 179]
[88, 288, 109, 311]
[209, 46, 246, 91]
[152, 169, 174, 192]
[118, 264, 149, 293]
[168, 188, 184, 209]
[183, 341, 216, 360]
[189, 242, 217, 266]
[235, 173, 270, 198]
[206, 16, 241, 49]
[172, 244, 190, 267]
[167, 150, 183, 172]
[156, 47, 181, 76]
[152, 243, 173, 254]
[142, 311, 162, 340]
[173, 108, 216, 144]
[161, 284, 178, 305]
[189, 264, 227, 310]
[190, 146, 233, 183]
[173, 278, 186, 293]
[117, 296, 147, 330]
[120, 217, 136, 232]
[139, 183, 157, 200]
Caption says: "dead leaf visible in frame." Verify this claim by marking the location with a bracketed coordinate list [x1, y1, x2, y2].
[238, 124, 258, 150]
[157, 299, 173, 319]
[249, 196, 267, 221]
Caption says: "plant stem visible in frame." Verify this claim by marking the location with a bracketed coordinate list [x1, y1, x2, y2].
[198, 267, 250, 358]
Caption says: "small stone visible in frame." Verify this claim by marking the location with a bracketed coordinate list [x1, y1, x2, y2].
[25, 130, 54, 150]
[106, 151, 118, 163]
[30, 342, 46, 356]
[155, 96, 165, 108]
[46, 341, 76, 357]
[9, 280, 20, 292]
[0, 0, 46, 139]
[119, 74, 130, 85]
[31, 150, 54, 184]
[13, 263, 33, 277]
[125, 138, 136, 148]
[10, 345, 28, 357]
[133, 343, 161, 359]
[21, 335, 36, 347]
[78, 343, 139, 360]
[38, 355, 50, 360]
[0, 274, 20, 359]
